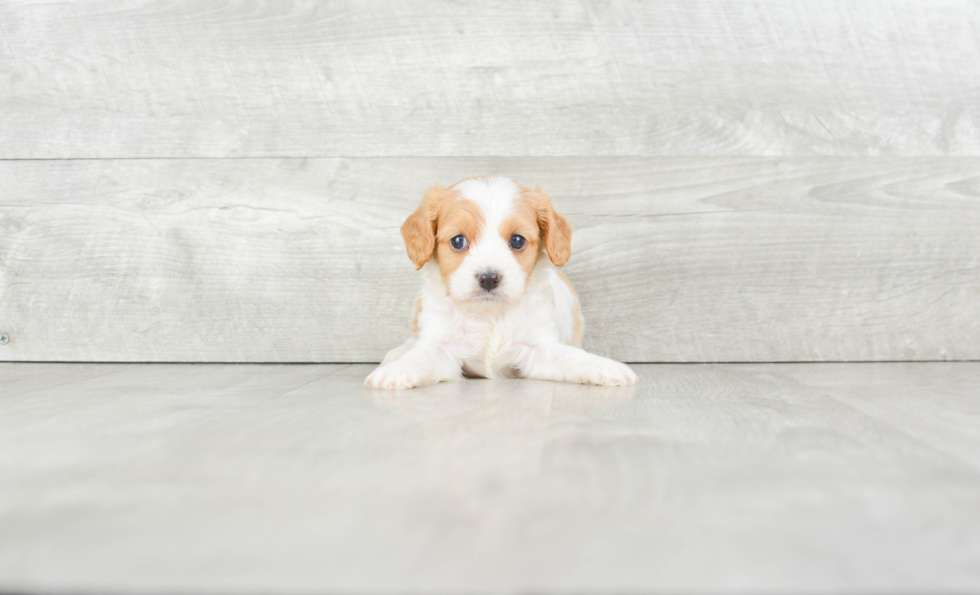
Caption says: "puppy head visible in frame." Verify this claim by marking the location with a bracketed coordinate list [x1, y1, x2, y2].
[401, 176, 572, 310]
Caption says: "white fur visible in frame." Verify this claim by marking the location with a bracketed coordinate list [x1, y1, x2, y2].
[446, 177, 527, 309]
[365, 177, 638, 390]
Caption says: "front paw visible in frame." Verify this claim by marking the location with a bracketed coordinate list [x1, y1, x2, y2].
[364, 361, 433, 390]
[573, 357, 638, 387]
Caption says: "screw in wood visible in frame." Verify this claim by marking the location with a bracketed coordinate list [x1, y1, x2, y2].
[0, 334, 8, 345]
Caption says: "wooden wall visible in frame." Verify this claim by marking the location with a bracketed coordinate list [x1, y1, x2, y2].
[1, 1, 978, 362]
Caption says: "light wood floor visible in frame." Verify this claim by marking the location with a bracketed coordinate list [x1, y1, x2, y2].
[2, 363, 979, 593]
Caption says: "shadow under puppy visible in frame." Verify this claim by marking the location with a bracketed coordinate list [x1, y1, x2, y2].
[365, 176, 638, 390]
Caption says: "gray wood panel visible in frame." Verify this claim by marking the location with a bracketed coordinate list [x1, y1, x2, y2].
[1, 0, 978, 158]
[1, 157, 978, 362]
[2, 362, 979, 592]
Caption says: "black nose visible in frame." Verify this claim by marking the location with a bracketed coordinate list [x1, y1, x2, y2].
[478, 271, 502, 291]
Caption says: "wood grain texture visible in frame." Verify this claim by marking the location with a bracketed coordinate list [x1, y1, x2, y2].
[1, 0, 978, 158]
[1, 157, 978, 362]
[0, 362, 134, 397]
[777, 363, 980, 472]
[1, 362, 979, 592]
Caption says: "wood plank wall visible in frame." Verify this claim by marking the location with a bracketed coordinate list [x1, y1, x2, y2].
[1, 1, 978, 362]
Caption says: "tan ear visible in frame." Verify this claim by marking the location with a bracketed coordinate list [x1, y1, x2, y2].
[525, 187, 572, 267]
[400, 185, 454, 269]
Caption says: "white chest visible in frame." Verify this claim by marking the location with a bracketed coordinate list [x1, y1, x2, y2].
[418, 266, 563, 379]
[454, 313, 519, 379]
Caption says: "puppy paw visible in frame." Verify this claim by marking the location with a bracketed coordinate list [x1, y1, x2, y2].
[573, 357, 638, 387]
[364, 361, 433, 390]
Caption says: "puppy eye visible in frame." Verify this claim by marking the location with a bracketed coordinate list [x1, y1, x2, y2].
[509, 234, 526, 250]
[450, 235, 468, 251]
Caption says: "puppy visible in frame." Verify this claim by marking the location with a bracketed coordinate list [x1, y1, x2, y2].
[365, 176, 638, 390]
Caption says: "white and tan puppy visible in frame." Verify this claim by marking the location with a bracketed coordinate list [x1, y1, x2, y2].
[365, 176, 637, 390]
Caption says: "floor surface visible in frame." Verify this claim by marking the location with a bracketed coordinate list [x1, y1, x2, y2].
[1, 362, 979, 593]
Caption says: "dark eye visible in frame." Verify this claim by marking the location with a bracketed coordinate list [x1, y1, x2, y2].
[450, 235, 468, 251]
[509, 234, 526, 250]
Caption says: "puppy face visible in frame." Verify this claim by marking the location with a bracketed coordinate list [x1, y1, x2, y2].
[401, 177, 572, 310]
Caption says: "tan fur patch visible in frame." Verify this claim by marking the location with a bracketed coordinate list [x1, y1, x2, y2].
[433, 199, 484, 286]
[401, 186, 459, 269]
[499, 197, 542, 281]
[409, 294, 422, 336]
[556, 270, 584, 347]
[520, 187, 573, 267]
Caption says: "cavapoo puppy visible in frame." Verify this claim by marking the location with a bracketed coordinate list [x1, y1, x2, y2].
[365, 176, 638, 390]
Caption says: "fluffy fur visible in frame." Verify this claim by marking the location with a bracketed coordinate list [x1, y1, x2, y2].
[365, 176, 638, 390]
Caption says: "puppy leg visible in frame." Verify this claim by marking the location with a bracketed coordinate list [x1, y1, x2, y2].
[365, 344, 462, 390]
[381, 338, 416, 365]
[519, 343, 638, 386]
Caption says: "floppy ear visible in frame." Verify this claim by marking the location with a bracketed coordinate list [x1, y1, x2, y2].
[526, 187, 572, 267]
[400, 185, 454, 270]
